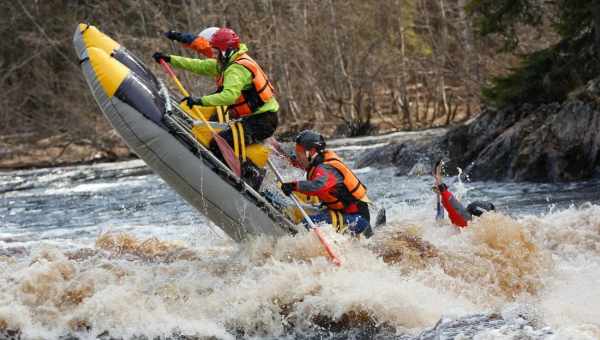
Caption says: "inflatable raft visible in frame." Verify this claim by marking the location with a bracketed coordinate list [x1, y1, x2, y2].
[72, 24, 297, 241]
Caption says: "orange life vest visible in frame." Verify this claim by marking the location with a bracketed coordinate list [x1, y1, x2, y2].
[307, 150, 367, 211]
[216, 54, 274, 118]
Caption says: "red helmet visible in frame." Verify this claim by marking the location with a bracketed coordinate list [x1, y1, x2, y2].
[210, 28, 240, 52]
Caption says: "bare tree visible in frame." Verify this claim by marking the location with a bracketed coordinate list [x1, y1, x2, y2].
[3, 0, 545, 149]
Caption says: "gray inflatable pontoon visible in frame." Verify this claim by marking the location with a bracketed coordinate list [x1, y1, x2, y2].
[72, 24, 297, 241]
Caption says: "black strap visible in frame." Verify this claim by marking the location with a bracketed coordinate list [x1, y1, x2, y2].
[349, 182, 362, 194]
[256, 80, 270, 94]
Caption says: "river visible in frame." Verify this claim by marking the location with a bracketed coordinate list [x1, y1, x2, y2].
[1, 138, 599, 339]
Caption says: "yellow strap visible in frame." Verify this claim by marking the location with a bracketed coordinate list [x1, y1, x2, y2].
[328, 211, 347, 233]
[329, 211, 338, 230]
[216, 106, 224, 123]
[237, 122, 247, 162]
[337, 212, 348, 233]
[328, 211, 347, 234]
[230, 122, 240, 159]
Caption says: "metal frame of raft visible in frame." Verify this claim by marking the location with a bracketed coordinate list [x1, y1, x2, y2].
[158, 84, 298, 235]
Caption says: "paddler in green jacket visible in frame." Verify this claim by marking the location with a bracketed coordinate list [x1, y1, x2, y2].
[153, 27, 278, 189]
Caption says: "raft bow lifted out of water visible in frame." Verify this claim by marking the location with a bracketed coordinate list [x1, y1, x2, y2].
[72, 23, 297, 241]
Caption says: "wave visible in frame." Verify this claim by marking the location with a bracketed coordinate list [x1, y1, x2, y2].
[0, 205, 599, 339]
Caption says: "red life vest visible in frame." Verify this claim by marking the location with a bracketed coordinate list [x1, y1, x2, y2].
[216, 54, 274, 118]
[307, 151, 367, 212]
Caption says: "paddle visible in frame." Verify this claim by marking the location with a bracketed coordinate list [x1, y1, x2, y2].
[159, 60, 241, 177]
[267, 159, 342, 266]
[265, 137, 304, 170]
[433, 160, 445, 221]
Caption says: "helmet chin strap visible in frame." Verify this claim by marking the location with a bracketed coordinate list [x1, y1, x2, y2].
[217, 48, 237, 66]
[307, 149, 322, 165]
[217, 51, 227, 66]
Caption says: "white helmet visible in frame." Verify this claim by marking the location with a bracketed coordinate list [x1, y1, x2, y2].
[198, 27, 219, 41]
[193, 27, 219, 58]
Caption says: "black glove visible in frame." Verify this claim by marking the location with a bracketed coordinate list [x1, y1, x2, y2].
[280, 182, 296, 196]
[164, 30, 196, 44]
[288, 154, 302, 168]
[182, 96, 203, 108]
[152, 52, 170, 64]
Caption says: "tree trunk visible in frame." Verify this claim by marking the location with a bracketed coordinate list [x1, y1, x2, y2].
[328, 0, 355, 123]
[593, 2, 600, 57]
[438, 0, 450, 124]
[396, 0, 412, 130]
[458, 0, 474, 118]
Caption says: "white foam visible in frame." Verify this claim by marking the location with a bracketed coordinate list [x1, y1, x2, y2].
[2, 160, 600, 337]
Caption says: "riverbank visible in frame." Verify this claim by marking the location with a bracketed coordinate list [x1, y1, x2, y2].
[0, 119, 439, 171]
[357, 77, 600, 182]
[0, 133, 134, 170]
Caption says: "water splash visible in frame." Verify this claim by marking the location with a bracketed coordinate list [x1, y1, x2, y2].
[2, 161, 600, 339]
[0, 211, 555, 338]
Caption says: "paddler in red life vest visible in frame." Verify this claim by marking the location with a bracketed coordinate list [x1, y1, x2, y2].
[433, 183, 495, 227]
[280, 130, 374, 238]
[152, 27, 278, 187]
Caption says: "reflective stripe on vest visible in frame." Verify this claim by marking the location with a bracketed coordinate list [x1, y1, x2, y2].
[216, 54, 274, 118]
[308, 150, 367, 211]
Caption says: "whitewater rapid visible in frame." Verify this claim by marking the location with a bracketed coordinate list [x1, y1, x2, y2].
[1, 153, 600, 339]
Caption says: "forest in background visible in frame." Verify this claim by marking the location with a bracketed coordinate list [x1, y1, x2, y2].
[0, 0, 560, 143]
[8, 0, 600, 171]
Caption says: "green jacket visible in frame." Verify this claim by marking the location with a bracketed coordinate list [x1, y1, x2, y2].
[170, 43, 278, 115]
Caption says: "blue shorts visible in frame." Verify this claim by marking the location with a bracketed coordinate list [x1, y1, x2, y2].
[305, 210, 371, 235]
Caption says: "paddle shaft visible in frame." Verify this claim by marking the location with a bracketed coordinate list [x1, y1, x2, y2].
[159, 59, 241, 176]
[434, 161, 444, 220]
[265, 138, 304, 170]
[159, 60, 215, 134]
[267, 159, 341, 266]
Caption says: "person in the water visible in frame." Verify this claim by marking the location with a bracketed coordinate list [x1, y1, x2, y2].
[434, 183, 495, 227]
[279, 130, 374, 237]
